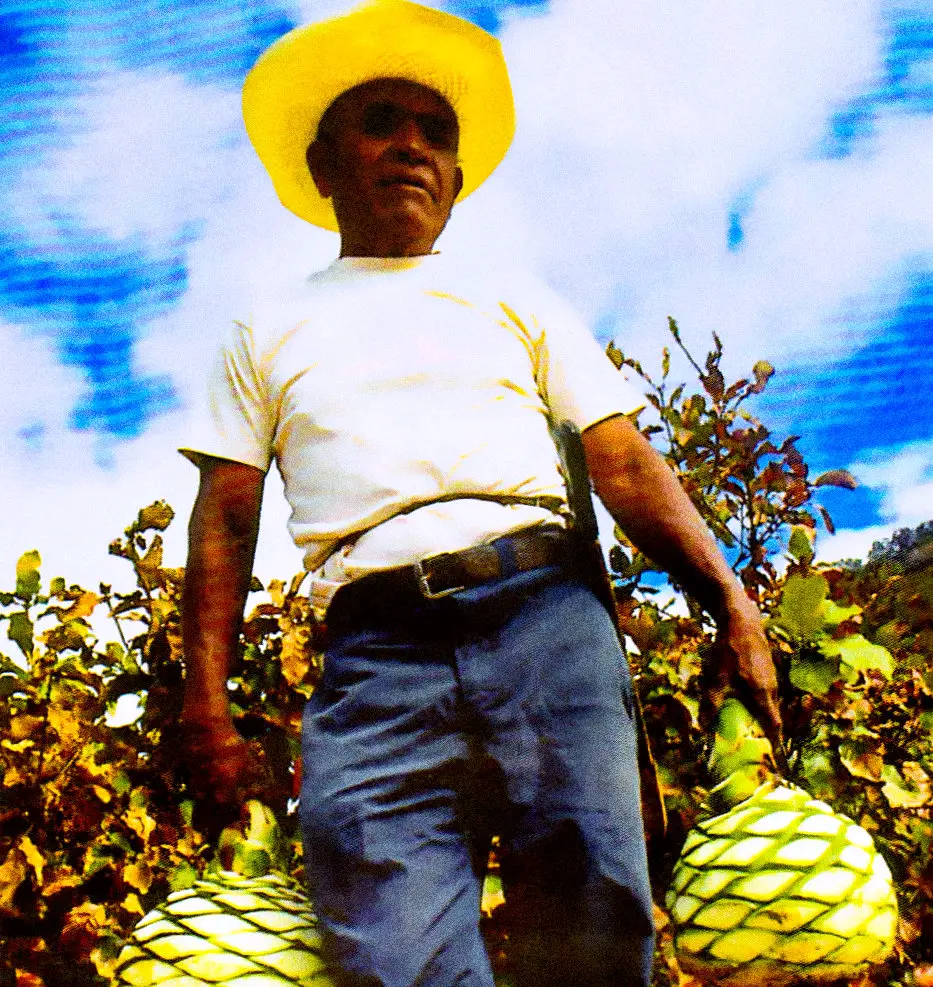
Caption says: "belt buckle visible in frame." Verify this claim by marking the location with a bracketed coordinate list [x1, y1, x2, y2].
[414, 554, 465, 599]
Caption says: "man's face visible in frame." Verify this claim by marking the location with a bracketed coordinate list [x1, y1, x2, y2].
[307, 79, 464, 257]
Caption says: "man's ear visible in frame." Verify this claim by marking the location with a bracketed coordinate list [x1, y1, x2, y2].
[306, 140, 333, 198]
[453, 165, 464, 201]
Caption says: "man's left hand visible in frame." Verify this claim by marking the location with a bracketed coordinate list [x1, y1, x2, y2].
[703, 595, 785, 766]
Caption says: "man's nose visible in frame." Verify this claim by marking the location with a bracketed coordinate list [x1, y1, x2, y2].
[393, 117, 430, 158]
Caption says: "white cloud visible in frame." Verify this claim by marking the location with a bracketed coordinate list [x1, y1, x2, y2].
[286, 0, 360, 21]
[0, 393, 302, 596]
[0, 65, 338, 594]
[11, 69, 242, 244]
[817, 524, 893, 565]
[3, 0, 932, 593]
[0, 320, 88, 463]
[475, 0, 933, 383]
[816, 440, 933, 563]
[850, 439, 933, 527]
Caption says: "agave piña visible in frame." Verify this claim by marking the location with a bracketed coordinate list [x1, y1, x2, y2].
[112, 801, 334, 986]
[666, 699, 898, 986]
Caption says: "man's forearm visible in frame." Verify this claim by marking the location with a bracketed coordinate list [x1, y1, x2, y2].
[181, 463, 264, 723]
[582, 415, 748, 618]
[583, 415, 784, 745]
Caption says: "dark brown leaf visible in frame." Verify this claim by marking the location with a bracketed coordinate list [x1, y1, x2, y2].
[813, 468, 858, 490]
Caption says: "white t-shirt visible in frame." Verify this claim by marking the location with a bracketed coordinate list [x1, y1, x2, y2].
[181, 253, 642, 613]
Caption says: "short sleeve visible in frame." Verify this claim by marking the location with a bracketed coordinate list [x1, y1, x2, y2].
[533, 287, 644, 430]
[178, 320, 276, 472]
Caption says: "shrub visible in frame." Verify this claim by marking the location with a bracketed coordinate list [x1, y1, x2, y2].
[0, 324, 930, 986]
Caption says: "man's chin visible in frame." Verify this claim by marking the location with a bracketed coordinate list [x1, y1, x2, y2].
[338, 202, 450, 255]
[377, 205, 444, 242]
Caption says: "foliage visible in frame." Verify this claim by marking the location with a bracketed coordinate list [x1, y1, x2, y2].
[0, 506, 323, 985]
[606, 322, 933, 986]
[867, 520, 933, 572]
[0, 322, 931, 986]
[608, 320, 858, 612]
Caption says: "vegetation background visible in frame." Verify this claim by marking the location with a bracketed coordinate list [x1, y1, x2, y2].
[1, 329, 931, 987]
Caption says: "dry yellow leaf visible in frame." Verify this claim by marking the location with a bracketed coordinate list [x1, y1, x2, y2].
[43, 867, 82, 896]
[59, 590, 100, 622]
[122, 892, 145, 915]
[280, 627, 312, 688]
[19, 836, 44, 886]
[3, 765, 27, 787]
[123, 805, 156, 844]
[13, 970, 45, 987]
[123, 860, 153, 894]
[47, 702, 82, 752]
[903, 762, 931, 790]
[81, 756, 115, 779]
[65, 900, 108, 932]
[91, 944, 120, 981]
[0, 849, 28, 914]
[268, 579, 286, 607]
[8, 714, 44, 743]
[1, 738, 34, 753]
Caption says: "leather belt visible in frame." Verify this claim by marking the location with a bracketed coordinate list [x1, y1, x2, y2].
[329, 526, 571, 625]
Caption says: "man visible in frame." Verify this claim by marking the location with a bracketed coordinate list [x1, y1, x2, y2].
[179, 2, 783, 985]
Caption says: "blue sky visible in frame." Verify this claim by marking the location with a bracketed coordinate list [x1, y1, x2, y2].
[1, 0, 932, 588]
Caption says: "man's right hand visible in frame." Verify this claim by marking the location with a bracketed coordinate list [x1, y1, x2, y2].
[179, 458, 269, 825]
[177, 715, 288, 830]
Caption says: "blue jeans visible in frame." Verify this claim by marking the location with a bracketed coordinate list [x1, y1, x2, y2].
[299, 566, 655, 986]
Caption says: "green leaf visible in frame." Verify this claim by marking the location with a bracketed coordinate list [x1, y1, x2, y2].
[0, 675, 21, 697]
[112, 770, 132, 796]
[179, 799, 195, 827]
[7, 611, 34, 658]
[169, 861, 199, 892]
[0, 654, 26, 677]
[881, 764, 930, 808]
[15, 550, 41, 600]
[820, 599, 861, 628]
[875, 622, 906, 650]
[107, 830, 133, 856]
[136, 534, 164, 590]
[749, 360, 774, 394]
[772, 573, 829, 641]
[135, 501, 175, 533]
[233, 843, 272, 878]
[605, 341, 624, 370]
[83, 844, 116, 878]
[789, 651, 841, 696]
[798, 748, 839, 801]
[788, 526, 814, 564]
[49, 576, 65, 596]
[839, 740, 884, 781]
[820, 634, 893, 680]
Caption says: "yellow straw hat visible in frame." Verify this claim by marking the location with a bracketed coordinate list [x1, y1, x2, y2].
[242, 0, 515, 231]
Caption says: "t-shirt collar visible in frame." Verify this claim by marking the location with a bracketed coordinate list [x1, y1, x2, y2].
[331, 253, 440, 274]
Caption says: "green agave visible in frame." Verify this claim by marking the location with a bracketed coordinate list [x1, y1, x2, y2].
[112, 803, 335, 987]
[666, 700, 898, 986]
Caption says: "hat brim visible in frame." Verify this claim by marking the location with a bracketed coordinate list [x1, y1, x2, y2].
[242, 0, 515, 232]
